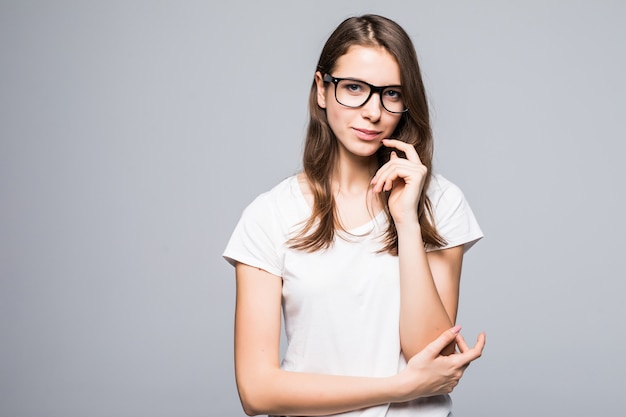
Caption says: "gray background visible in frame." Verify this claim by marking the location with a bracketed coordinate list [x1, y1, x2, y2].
[1, 1, 625, 416]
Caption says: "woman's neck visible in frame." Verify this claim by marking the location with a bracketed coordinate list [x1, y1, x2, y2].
[330, 153, 383, 230]
[332, 151, 378, 196]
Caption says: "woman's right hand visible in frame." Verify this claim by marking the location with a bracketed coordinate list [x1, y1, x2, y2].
[395, 326, 486, 402]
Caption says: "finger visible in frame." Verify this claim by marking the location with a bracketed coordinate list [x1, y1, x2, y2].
[475, 332, 486, 353]
[452, 334, 472, 370]
[372, 159, 421, 189]
[372, 162, 401, 192]
[455, 333, 470, 353]
[372, 154, 428, 194]
[457, 332, 486, 363]
[382, 139, 421, 164]
[422, 326, 462, 358]
[376, 165, 407, 192]
[385, 151, 399, 190]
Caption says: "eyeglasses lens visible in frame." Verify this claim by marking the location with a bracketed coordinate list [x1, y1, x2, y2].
[335, 79, 405, 113]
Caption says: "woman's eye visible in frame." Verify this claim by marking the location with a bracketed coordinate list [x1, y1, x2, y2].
[384, 89, 402, 101]
[345, 83, 363, 93]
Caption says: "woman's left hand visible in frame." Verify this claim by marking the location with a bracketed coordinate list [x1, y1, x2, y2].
[371, 139, 427, 225]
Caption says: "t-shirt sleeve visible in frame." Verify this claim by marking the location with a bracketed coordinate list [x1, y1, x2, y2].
[426, 176, 484, 253]
[223, 194, 283, 277]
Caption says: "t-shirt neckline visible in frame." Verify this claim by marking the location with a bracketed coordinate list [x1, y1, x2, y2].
[289, 175, 387, 235]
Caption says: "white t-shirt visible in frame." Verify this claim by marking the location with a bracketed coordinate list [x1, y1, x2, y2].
[223, 174, 483, 417]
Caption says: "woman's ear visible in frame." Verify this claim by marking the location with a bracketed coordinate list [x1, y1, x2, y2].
[314, 71, 326, 109]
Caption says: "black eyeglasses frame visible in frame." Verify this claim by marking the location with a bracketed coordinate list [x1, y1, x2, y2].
[323, 74, 409, 114]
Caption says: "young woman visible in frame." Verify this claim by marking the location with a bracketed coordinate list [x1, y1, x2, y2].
[224, 14, 486, 417]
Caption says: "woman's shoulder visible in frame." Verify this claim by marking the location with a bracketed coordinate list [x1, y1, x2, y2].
[242, 174, 308, 221]
[425, 173, 483, 251]
[250, 173, 300, 203]
[224, 175, 303, 272]
[426, 173, 465, 206]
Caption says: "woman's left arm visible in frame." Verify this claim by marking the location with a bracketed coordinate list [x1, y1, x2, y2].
[426, 245, 464, 325]
[395, 224, 463, 359]
[372, 139, 466, 360]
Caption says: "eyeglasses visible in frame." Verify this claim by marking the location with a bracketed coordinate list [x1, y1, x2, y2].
[323, 74, 408, 114]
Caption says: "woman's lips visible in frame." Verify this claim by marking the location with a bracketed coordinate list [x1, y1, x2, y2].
[353, 128, 381, 141]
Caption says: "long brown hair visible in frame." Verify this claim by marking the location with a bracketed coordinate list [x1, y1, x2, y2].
[289, 14, 446, 254]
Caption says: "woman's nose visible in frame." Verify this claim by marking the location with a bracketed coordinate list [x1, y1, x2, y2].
[360, 91, 383, 121]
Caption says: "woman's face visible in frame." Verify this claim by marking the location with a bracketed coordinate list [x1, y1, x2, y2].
[315, 45, 403, 160]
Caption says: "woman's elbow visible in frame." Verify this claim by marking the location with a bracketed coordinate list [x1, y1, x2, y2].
[236, 376, 274, 416]
[239, 393, 260, 416]
[240, 400, 259, 417]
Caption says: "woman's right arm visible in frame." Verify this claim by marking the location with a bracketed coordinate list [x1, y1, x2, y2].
[234, 263, 485, 416]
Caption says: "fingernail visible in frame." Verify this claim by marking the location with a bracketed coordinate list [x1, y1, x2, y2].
[450, 325, 462, 334]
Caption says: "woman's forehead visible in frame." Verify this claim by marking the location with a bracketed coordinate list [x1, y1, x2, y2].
[332, 45, 401, 85]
